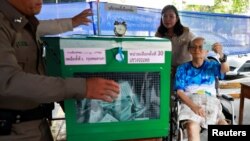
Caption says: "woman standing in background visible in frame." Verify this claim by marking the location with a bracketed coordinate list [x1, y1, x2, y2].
[155, 5, 195, 77]
[155, 5, 195, 140]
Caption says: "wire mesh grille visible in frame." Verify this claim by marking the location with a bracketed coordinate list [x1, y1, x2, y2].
[74, 72, 161, 123]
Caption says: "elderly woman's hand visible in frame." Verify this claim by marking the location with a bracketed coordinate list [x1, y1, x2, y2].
[191, 105, 206, 117]
[212, 42, 224, 58]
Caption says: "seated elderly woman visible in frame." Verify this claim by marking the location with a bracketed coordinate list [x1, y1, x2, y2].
[174, 37, 230, 141]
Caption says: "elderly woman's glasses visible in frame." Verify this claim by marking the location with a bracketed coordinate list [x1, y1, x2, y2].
[190, 45, 203, 51]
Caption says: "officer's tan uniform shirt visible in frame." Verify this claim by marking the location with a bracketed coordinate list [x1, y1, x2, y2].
[0, 1, 88, 140]
[0, 1, 85, 110]
[38, 18, 73, 36]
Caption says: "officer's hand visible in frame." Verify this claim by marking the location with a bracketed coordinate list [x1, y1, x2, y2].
[86, 78, 120, 102]
[72, 8, 93, 27]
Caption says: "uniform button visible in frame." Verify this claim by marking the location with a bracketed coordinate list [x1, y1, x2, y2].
[16, 120, 20, 123]
[16, 115, 21, 119]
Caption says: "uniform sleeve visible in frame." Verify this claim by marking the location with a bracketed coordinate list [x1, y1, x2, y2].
[37, 18, 73, 36]
[0, 26, 86, 104]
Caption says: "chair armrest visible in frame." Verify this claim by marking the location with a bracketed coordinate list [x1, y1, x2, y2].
[220, 94, 234, 101]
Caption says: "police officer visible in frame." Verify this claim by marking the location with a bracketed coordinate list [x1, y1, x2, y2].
[0, 0, 120, 141]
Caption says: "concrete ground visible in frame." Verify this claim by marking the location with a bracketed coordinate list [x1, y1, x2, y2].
[51, 75, 250, 141]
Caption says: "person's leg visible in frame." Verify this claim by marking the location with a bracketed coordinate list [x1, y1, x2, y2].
[186, 121, 201, 141]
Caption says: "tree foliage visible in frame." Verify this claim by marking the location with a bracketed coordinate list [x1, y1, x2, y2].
[184, 0, 249, 14]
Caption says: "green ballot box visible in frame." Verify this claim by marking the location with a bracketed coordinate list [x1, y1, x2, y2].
[43, 35, 172, 141]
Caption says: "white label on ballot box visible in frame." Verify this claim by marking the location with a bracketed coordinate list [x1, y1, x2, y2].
[128, 49, 165, 64]
[64, 48, 106, 65]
